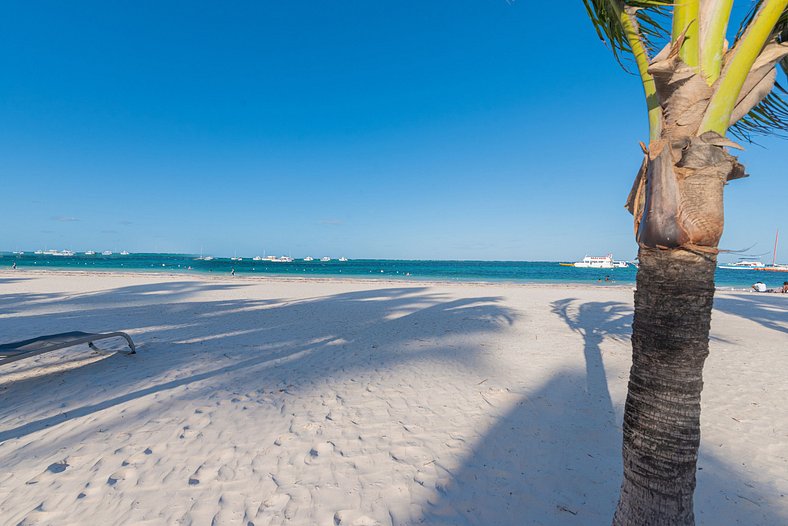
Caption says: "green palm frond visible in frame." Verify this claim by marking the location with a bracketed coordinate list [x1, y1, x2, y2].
[729, 4, 787, 141]
[734, 2, 787, 44]
[729, 80, 788, 140]
[582, 0, 673, 70]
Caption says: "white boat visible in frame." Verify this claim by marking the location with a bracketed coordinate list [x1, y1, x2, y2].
[120, 250, 130, 256]
[718, 260, 765, 270]
[303, 256, 314, 262]
[253, 256, 263, 261]
[12, 251, 24, 255]
[273, 256, 293, 263]
[85, 251, 96, 255]
[40, 249, 73, 257]
[195, 247, 213, 261]
[102, 250, 113, 256]
[563, 254, 628, 269]
[320, 257, 331, 262]
[754, 230, 788, 273]
[230, 256, 243, 261]
[34, 250, 44, 255]
[338, 257, 348, 262]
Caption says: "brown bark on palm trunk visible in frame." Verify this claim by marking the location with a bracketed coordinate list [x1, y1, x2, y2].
[613, 248, 717, 526]
[614, 125, 743, 524]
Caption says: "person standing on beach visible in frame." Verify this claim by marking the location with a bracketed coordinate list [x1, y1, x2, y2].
[12, 262, 17, 270]
[231, 268, 235, 277]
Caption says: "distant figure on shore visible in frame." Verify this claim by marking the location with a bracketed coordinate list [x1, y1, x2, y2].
[12, 262, 17, 270]
[751, 281, 767, 292]
[231, 268, 235, 276]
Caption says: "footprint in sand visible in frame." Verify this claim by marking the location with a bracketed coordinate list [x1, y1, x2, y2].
[304, 442, 335, 465]
[25, 461, 69, 485]
[47, 461, 68, 474]
[122, 448, 153, 467]
[76, 481, 102, 500]
[107, 467, 138, 488]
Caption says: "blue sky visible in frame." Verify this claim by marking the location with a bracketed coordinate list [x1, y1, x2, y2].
[1, 1, 785, 261]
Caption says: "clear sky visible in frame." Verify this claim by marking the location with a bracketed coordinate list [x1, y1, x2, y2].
[1, 1, 785, 261]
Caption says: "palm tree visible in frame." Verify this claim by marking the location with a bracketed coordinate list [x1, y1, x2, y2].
[582, 1, 787, 525]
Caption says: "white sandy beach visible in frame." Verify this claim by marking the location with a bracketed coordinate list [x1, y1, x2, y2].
[0, 270, 786, 525]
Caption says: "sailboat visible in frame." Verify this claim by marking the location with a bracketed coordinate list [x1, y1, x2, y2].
[195, 247, 214, 261]
[756, 230, 788, 273]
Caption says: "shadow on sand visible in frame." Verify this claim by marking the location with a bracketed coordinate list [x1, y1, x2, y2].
[1, 282, 784, 524]
[0, 282, 512, 445]
[419, 298, 787, 525]
[714, 293, 788, 335]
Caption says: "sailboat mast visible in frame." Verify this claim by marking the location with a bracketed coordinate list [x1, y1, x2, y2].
[773, 230, 779, 267]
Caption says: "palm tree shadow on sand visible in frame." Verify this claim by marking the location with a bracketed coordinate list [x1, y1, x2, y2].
[418, 298, 787, 525]
[0, 283, 514, 447]
[1, 284, 785, 524]
[713, 293, 788, 335]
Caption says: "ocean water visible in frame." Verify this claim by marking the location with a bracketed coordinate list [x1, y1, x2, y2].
[2, 253, 783, 290]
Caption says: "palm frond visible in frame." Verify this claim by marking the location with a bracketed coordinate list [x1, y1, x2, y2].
[734, 2, 787, 44]
[728, 4, 787, 141]
[729, 80, 788, 140]
[583, 0, 673, 70]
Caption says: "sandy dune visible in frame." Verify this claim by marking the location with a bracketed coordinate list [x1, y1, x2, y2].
[0, 271, 786, 525]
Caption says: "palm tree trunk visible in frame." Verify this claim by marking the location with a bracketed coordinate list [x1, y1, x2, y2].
[613, 247, 717, 526]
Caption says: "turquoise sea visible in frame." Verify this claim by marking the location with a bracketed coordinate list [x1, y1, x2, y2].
[3, 252, 784, 290]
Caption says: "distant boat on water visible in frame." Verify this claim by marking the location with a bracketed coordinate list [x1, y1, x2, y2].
[560, 254, 628, 269]
[320, 257, 331, 262]
[195, 247, 213, 261]
[120, 250, 130, 256]
[46, 250, 75, 257]
[338, 257, 348, 262]
[303, 256, 314, 262]
[755, 230, 788, 273]
[718, 260, 765, 270]
[253, 255, 292, 263]
[85, 251, 96, 255]
[102, 250, 113, 256]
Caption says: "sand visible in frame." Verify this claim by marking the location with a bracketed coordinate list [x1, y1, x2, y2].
[0, 270, 786, 525]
